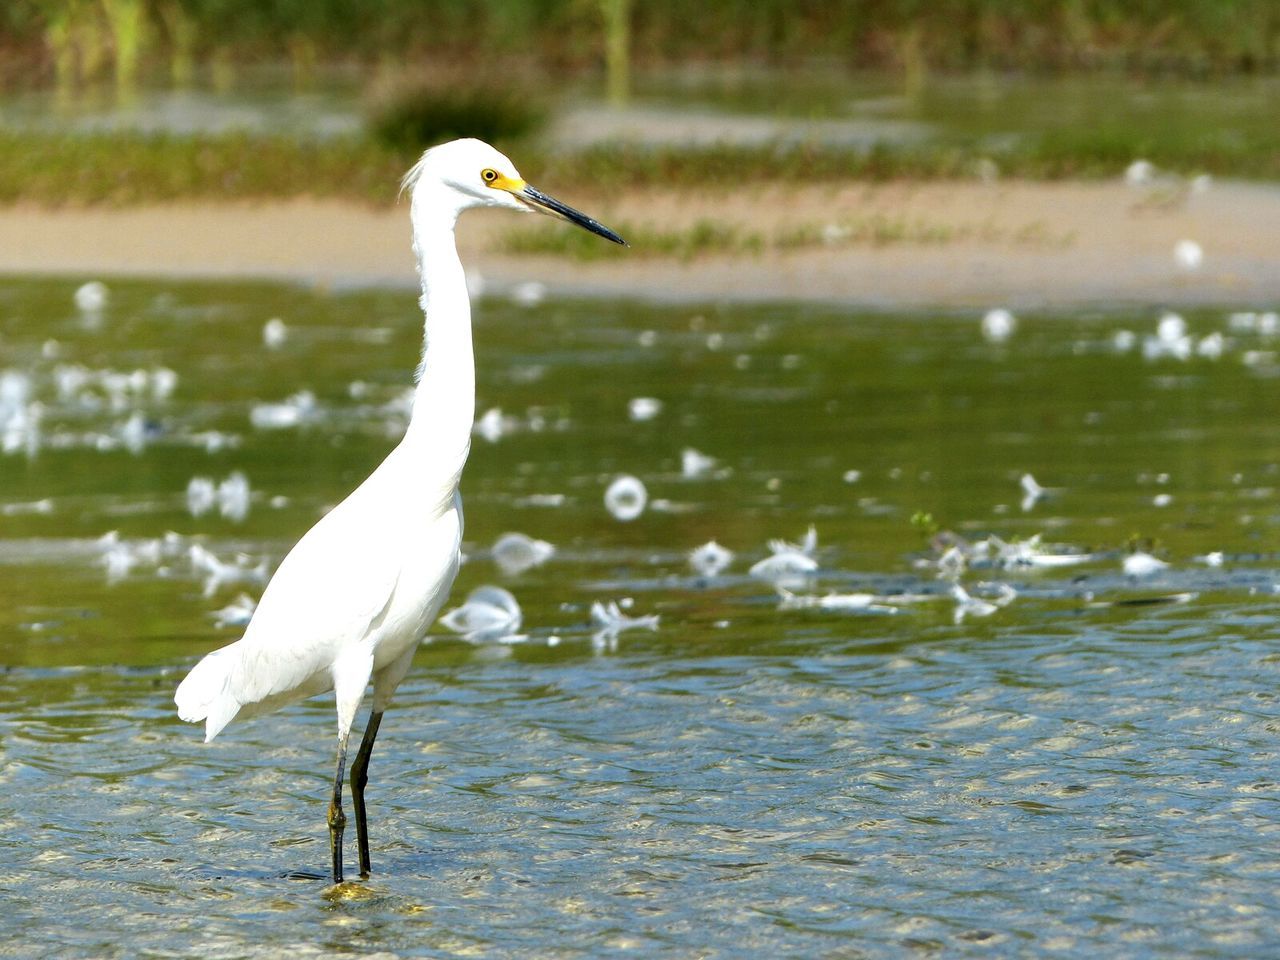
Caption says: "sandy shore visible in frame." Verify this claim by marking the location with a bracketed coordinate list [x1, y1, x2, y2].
[2, 180, 1277, 309]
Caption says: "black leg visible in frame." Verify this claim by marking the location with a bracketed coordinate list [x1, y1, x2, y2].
[328, 737, 350, 884]
[350, 710, 384, 878]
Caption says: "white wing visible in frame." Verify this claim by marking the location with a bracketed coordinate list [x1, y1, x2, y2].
[224, 445, 457, 712]
[229, 498, 403, 706]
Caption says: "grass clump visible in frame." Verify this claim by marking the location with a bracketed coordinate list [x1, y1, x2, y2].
[774, 214, 1074, 250]
[368, 83, 546, 154]
[503, 219, 764, 262]
[502, 212, 1075, 261]
[775, 214, 959, 249]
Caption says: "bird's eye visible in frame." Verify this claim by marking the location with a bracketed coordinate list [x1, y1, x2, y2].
[481, 168, 498, 184]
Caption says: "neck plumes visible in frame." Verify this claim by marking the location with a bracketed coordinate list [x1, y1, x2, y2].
[404, 184, 475, 495]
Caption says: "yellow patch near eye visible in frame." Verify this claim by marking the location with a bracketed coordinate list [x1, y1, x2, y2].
[486, 172, 526, 193]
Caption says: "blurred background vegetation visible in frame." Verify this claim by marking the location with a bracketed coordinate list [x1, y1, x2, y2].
[4, 0, 1278, 87]
[0, 1, 1277, 204]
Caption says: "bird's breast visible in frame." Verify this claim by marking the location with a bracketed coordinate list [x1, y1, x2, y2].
[369, 493, 463, 671]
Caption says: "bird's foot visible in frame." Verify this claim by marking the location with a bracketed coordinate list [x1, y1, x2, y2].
[322, 880, 374, 902]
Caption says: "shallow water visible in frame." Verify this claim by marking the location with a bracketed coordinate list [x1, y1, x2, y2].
[7, 70, 1278, 163]
[641, 68, 1280, 148]
[3, 278, 1280, 957]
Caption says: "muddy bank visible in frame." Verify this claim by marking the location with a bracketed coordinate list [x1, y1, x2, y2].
[2, 180, 1277, 309]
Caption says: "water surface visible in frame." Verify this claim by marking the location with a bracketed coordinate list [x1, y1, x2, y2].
[7, 69, 1277, 163]
[2, 278, 1279, 957]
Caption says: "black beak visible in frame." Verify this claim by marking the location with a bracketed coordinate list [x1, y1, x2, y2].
[519, 185, 627, 246]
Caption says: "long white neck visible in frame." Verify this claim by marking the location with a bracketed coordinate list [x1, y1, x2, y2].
[403, 184, 475, 505]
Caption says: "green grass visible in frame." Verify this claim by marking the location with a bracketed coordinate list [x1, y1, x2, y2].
[773, 214, 1021, 250]
[503, 212, 1076, 261]
[540, 133, 1280, 188]
[504, 219, 765, 261]
[1, 119, 1277, 208]
[0, 131, 408, 205]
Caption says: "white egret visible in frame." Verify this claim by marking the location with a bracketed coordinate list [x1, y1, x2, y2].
[174, 138, 625, 885]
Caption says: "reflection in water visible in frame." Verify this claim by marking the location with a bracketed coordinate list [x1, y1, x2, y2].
[1, 277, 1279, 955]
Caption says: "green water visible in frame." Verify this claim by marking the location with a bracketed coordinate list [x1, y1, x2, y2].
[646, 68, 1280, 131]
[2, 277, 1280, 956]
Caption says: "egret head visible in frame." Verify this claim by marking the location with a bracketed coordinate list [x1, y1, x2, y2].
[402, 138, 626, 245]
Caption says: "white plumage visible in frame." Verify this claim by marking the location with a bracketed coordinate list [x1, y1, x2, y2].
[176, 445, 464, 739]
[174, 138, 625, 885]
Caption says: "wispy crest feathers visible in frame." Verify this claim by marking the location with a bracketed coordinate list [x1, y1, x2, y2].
[398, 138, 493, 199]
[399, 151, 432, 199]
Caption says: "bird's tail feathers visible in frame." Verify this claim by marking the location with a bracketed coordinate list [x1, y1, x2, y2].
[174, 642, 242, 742]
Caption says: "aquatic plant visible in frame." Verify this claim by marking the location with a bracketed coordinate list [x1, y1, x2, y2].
[367, 81, 546, 154]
